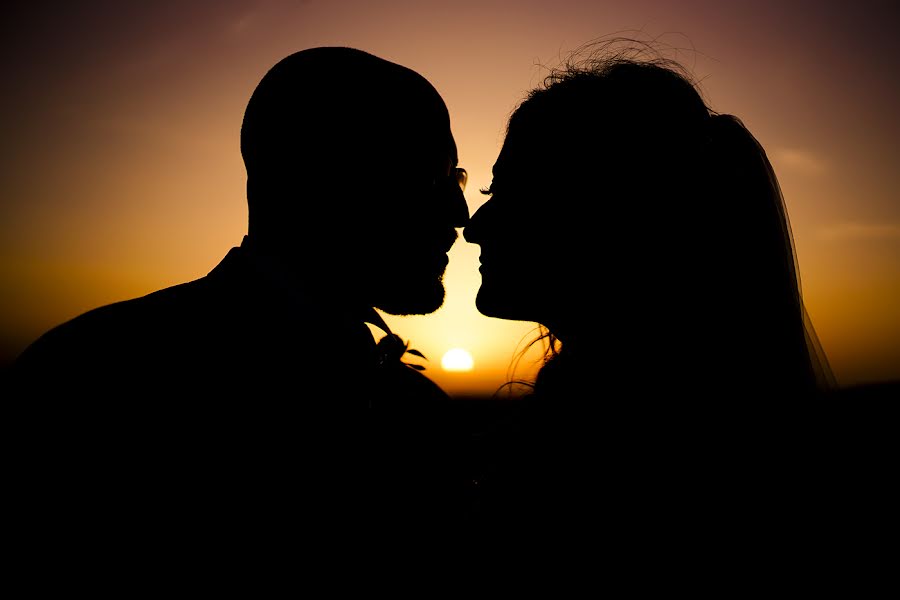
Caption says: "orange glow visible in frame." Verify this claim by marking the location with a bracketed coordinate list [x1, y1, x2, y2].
[2, 2, 899, 394]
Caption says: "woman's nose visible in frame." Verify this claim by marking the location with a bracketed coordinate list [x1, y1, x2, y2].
[447, 189, 469, 228]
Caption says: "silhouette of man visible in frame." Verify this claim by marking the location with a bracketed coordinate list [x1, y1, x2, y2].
[9, 47, 470, 547]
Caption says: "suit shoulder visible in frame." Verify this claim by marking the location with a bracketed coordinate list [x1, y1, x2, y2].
[13, 279, 205, 369]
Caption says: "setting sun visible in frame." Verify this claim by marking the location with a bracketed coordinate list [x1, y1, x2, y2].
[441, 348, 474, 372]
[1, 3, 899, 395]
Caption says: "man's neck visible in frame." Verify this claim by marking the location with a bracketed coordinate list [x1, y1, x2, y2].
[239, 235, 388, 333]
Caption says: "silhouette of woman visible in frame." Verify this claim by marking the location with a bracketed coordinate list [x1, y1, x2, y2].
[462, 40, 838, 538]
[466, 42, 835, 403]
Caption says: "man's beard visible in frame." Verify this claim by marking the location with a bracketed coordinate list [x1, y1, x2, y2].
[375, 273, 446, 316]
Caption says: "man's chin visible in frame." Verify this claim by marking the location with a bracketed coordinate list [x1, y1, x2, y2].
[375, 281, 445, 316]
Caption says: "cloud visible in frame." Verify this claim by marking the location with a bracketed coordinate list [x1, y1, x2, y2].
[770, 148, 827, 176]
[228, 7, 259, 36]
[818, 222, 900, 241]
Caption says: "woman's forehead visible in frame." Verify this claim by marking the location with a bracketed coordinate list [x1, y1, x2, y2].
[493, 135, 540, 176]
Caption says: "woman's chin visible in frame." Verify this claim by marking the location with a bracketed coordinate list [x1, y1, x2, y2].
[475, 289, 527, 321]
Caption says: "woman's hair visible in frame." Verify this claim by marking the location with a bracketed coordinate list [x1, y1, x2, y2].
[505, 38, 835, 399]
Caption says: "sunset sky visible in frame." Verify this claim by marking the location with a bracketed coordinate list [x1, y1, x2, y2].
[2, 0, 898, 396]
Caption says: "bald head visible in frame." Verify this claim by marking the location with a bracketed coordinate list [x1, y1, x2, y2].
[241, 47, 453, 225]
[239, 47, 465, 316]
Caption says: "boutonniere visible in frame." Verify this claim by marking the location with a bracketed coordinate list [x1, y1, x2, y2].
[376, 333, 428, 371]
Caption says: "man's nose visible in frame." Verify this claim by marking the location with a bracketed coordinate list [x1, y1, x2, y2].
[447, 188, 470, 227]
[462, 205, 483, 243]
[444, 168, 469, 227]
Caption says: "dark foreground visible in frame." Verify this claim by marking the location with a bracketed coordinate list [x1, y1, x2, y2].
[4, 378, 897, 576]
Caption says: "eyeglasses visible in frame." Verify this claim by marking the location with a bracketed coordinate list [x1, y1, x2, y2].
[452, 167, 468, 192]
[434, 167, 467, 193]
